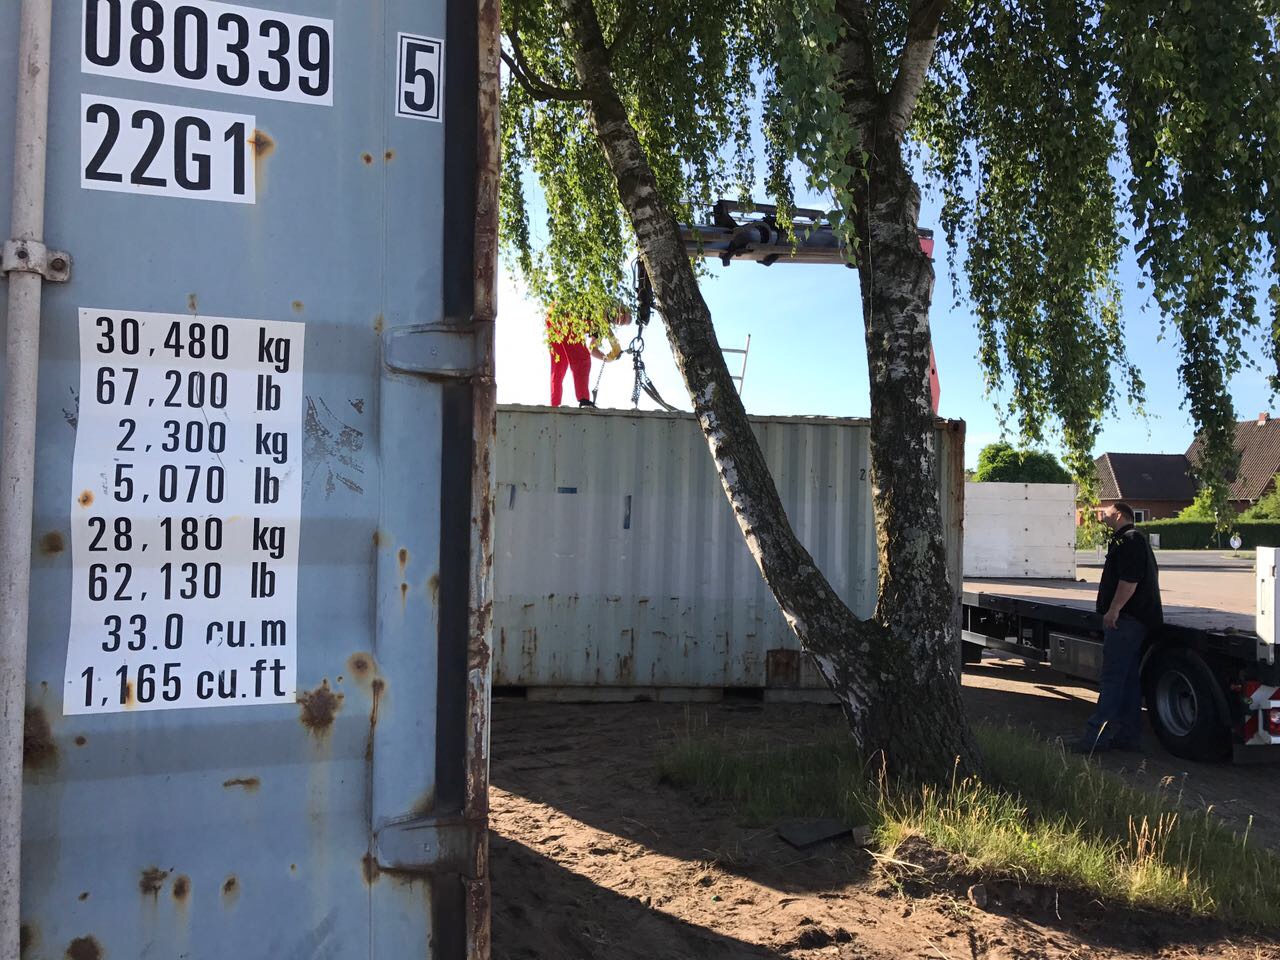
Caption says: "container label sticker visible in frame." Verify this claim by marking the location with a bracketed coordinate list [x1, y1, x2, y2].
[65, 309, 305, 715]
[394, 32, 443, 122]
[81, 0, 334, 106]
[81, 95, 256, 204]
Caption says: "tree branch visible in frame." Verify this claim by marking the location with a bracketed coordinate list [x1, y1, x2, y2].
[883, 0, 948, 141]
[604, 3, 641, 60]
[834, 0, 883, 139]
[502, 29, 589, 102]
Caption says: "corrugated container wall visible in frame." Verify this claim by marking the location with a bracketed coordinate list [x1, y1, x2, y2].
[493, 406, 965, 693]
[1, 2, 498, 958]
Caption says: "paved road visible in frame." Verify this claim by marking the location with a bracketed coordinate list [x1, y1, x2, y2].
[1077, 549, 1255, 570]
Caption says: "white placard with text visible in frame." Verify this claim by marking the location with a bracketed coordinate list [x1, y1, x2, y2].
[65, 308, 305, 714]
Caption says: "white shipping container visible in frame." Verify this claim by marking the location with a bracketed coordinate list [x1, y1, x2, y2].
[493, 406, 965, 693]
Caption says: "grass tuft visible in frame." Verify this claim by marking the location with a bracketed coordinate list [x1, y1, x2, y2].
[657, 720, 1280, 929]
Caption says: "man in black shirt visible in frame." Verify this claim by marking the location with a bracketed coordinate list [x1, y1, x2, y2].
[1072, 501, 1163, 754]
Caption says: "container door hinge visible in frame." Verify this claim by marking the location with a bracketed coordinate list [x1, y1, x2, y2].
[384, 321, 491, 381]
[1, 240, 72, 282]
[374, 814, 482, 878]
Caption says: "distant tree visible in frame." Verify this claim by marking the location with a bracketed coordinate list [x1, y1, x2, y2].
[1242, 477, 1280, 520]
[972, 442, 1072, 484]
[1177, 487, 1219, 521]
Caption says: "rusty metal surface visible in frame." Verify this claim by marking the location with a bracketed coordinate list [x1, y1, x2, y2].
[9, 2, 491, 958]
[492, 407, 965, 690]
[463, 0, 499, 955]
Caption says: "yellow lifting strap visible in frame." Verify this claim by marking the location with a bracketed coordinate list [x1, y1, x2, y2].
[589, 330, 622, 362]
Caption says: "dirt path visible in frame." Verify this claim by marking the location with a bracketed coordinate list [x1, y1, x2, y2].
[489, 695, 1279, 960]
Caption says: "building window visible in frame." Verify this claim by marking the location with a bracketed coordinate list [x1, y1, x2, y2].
[1133, 509, 1146, 523]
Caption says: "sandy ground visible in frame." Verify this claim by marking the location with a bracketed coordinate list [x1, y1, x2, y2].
[489, 663, 1280, 959]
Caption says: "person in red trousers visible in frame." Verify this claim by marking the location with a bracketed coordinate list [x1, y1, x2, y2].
[548, 324, 594, 407]
[547, 305, 630, 408]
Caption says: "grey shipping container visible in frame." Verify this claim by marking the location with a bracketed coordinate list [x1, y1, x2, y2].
[493, 406, 965, 695]
[0, 2, 498, 958]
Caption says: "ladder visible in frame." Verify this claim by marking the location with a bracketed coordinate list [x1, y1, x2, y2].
[722, 334, 751, 396]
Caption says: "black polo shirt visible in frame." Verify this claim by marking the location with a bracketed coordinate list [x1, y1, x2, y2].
[1097, 524, 1163, 628]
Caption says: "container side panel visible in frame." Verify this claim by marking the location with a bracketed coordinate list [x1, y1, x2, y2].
[493, 407, 965, 691]
[13, 3, 476, 957]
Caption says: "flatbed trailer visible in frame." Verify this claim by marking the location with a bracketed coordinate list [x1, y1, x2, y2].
[962, 562, 1280, 763]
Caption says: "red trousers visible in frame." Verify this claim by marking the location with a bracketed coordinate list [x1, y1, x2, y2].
[550, 340, 592, 406]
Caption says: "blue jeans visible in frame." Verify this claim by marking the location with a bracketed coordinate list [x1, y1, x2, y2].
[1084, 616, 1147, 746]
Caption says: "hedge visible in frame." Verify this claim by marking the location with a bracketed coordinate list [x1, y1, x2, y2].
[1135, 519, 1280, 550]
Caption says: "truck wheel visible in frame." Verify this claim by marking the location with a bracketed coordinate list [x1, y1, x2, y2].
[962, 641, 984, 665]
[1144, 648, 1230, 762]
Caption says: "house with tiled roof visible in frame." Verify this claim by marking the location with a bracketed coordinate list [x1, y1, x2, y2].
[1083, 413, 1280, 523]
[1092, 452, 1197, 523]
[1186, 412, 1280, 511]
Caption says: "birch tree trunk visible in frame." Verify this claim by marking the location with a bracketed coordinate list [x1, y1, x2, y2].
[557, 0, 979, 779]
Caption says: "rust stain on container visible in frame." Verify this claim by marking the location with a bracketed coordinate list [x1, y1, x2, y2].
[74, 735, 87, 747]
[428, 573, 440, 606]
[123, 681, 135, 708]
[361, 852, 380, 885]
[397, 547, 409, 574]
[361, 152, 374, 165]
[139, 867, 169, 896]
[222, 776, 260, 791]
[172, 875, 191, 902]
[373, 314, 384, 335]
[765, 649, 801, 689]
[400, 582, 408, 606]
[250, 128, 274, 183]
[291, 300, 304, 313]
[187, 293, 198, 314]
[384, 149, 395, 162]
[77, 491, 93, 508]
[23, 706, 57, 771]
[221, 875, 240, 906]
[297, 681, 343, 734]
[40, 531, 64, 554]
[78, 891, 89, 901]
[371, 529, 381, 547]
[250, 128, 274, 159]
[364, 677, 386, 763]
[346, 653, 380, 686]
[20, 923, 35, 957]
[64, 936, 102, 960]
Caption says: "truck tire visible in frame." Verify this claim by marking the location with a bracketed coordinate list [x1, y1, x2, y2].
[962, 640, 984, 665]
[1144, 647, 1230, 762]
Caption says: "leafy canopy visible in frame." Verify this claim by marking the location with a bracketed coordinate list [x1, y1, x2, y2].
[1176, 486, 1219, 521]
[500, 0, 1280, 504]
[1243, 476, 1280, 520]
[500, 0, 758, 343]
[916, 1, 1280, 504]
[972, 441, 1072, 484]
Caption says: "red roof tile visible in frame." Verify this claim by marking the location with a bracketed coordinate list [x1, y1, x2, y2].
[1186, 415, 1280, 502]
[1094, 453, 1197, 502]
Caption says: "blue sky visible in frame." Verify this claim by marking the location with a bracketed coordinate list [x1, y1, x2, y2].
[495, 183, 1276, 470]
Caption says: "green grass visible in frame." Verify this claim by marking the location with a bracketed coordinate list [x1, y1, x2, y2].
[657, 721, 1280, 929]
